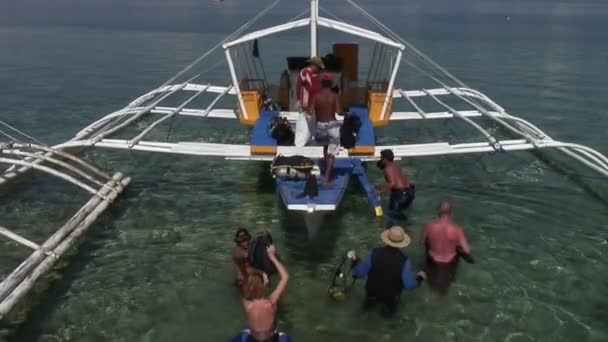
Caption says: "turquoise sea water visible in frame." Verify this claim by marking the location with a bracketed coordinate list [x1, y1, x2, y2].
[1, 0, 607, 341]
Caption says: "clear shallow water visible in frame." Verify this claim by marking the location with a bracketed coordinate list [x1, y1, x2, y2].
[1, 1, 608, 341]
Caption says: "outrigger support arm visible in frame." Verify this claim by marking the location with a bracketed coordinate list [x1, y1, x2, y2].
[225, 49, 248, 120]
[379, 48, 403, 122]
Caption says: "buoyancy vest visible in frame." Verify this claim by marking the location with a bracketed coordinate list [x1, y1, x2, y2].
[366, 246, 407, 299]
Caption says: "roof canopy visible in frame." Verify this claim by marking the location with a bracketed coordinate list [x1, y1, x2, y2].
[223, 16, 404, 50]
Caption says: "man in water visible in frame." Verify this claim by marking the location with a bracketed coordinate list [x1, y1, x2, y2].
[374, 149, 416, 220]
[295, 56, 324, 112]
[233, 228, 254, 291]
[310, 73, 343, 185]
[421, 200, 473, 295]
[243, 244, 289, 342]
[348, 226, 426, 317]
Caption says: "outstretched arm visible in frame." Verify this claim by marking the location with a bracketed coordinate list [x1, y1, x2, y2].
[267, 245, 289, 306]
[402, 259, 426, 289]
[351, 253, 372, 278]
[457, 227, 474, 263]
[458, 227, 472, 255]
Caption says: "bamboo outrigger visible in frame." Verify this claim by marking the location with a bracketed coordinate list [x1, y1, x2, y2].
[1, 0, 607, 321]
[0, 140, 130, 319]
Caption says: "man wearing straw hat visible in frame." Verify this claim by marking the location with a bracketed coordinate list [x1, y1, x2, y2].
[296, 56, 325, 112]
[348, 226, 426, 317]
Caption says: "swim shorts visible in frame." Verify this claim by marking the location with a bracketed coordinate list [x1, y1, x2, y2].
[389, 184, 416, 212]
[425, 253, 459, 295]
[315, 120, 340, 156]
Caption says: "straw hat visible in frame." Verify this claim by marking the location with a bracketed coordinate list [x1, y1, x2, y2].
[307, 56, 325, 69]
[381, 226, 411, 248]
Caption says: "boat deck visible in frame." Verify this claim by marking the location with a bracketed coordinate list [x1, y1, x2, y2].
[250, 106, 376, 156]
[252, 107, 379, 213]
[276, 158, 353, 212]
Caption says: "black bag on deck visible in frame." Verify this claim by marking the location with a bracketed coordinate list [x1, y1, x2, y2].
[248, 233, 277, 276]
[340, 114, 362, 149]
[268, 116, 294, 146]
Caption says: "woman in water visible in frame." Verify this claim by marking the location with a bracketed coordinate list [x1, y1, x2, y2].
[242, 245, 289, 342]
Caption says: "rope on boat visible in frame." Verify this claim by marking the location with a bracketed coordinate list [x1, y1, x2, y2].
[160, 0, 283, 88]
[89, 0, 283, 144]
[0, 120, 45, 146]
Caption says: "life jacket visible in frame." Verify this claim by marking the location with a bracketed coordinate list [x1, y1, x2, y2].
[231, 329, 291, 342]
[340, 114, 362, 149]
[248, 233, 277, 276]
[366, 246, 407, 300]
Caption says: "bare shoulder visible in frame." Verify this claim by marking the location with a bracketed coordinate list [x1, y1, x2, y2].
[455, 223, 466, 233]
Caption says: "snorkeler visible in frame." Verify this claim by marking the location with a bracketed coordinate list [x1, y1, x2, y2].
[421, 200, 474, 295]
[374, 149, 415, 222]
[348, 226, 426, 317]
[242, 244, 289, 342]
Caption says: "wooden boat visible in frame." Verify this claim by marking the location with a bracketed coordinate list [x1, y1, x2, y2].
[0, 0, 607, 320]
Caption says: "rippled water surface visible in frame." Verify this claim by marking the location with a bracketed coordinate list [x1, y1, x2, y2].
[1, 0, 607, 341]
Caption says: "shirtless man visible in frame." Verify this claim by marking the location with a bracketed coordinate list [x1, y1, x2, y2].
[242, 245, 289, 342]
[310, 73, 343, 185]
[374, 149, 416, 216]
[421, 200, 473, 295]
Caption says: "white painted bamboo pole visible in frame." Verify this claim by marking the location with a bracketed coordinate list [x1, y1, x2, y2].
[0, 157, 104, 197]
[128, 85, 210, 148]
[202, 86, 233, 116]
[379, 49, 403, 121]
[398, 89, 426, 118]
[12, 143, 110, 179]
[225, 48, 248, 120]
[423, 89, 499, 147]
[1, 149, 105, 187]
[0, 175, 130, 318]
[310, 0, 318, 57]
[91, 74, 199, 143]
[0, 173, 123, 304]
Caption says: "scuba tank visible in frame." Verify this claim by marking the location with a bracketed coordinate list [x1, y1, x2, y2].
[327, 251, 357, 301]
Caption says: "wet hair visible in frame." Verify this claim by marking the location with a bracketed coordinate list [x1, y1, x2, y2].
[438, 199, 452, 216]
[321, 79, 332, 88]
[234, 228, 251, 244]
[380, 149, 394, 162]
[244, 272, 266, 300]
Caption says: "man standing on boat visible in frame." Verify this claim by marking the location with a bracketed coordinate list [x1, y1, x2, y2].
[294, 57, 324, 147]
[310, 73, 343, 185]
[374, 149, 416, 221]
[348, 226, 426, 317]
[296, 56, 324, 112]
[421, 200, 473, 295]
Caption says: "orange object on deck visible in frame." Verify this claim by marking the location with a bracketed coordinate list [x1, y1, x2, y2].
[236, 90, 262, 126]
[368, 91, 393, 127]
